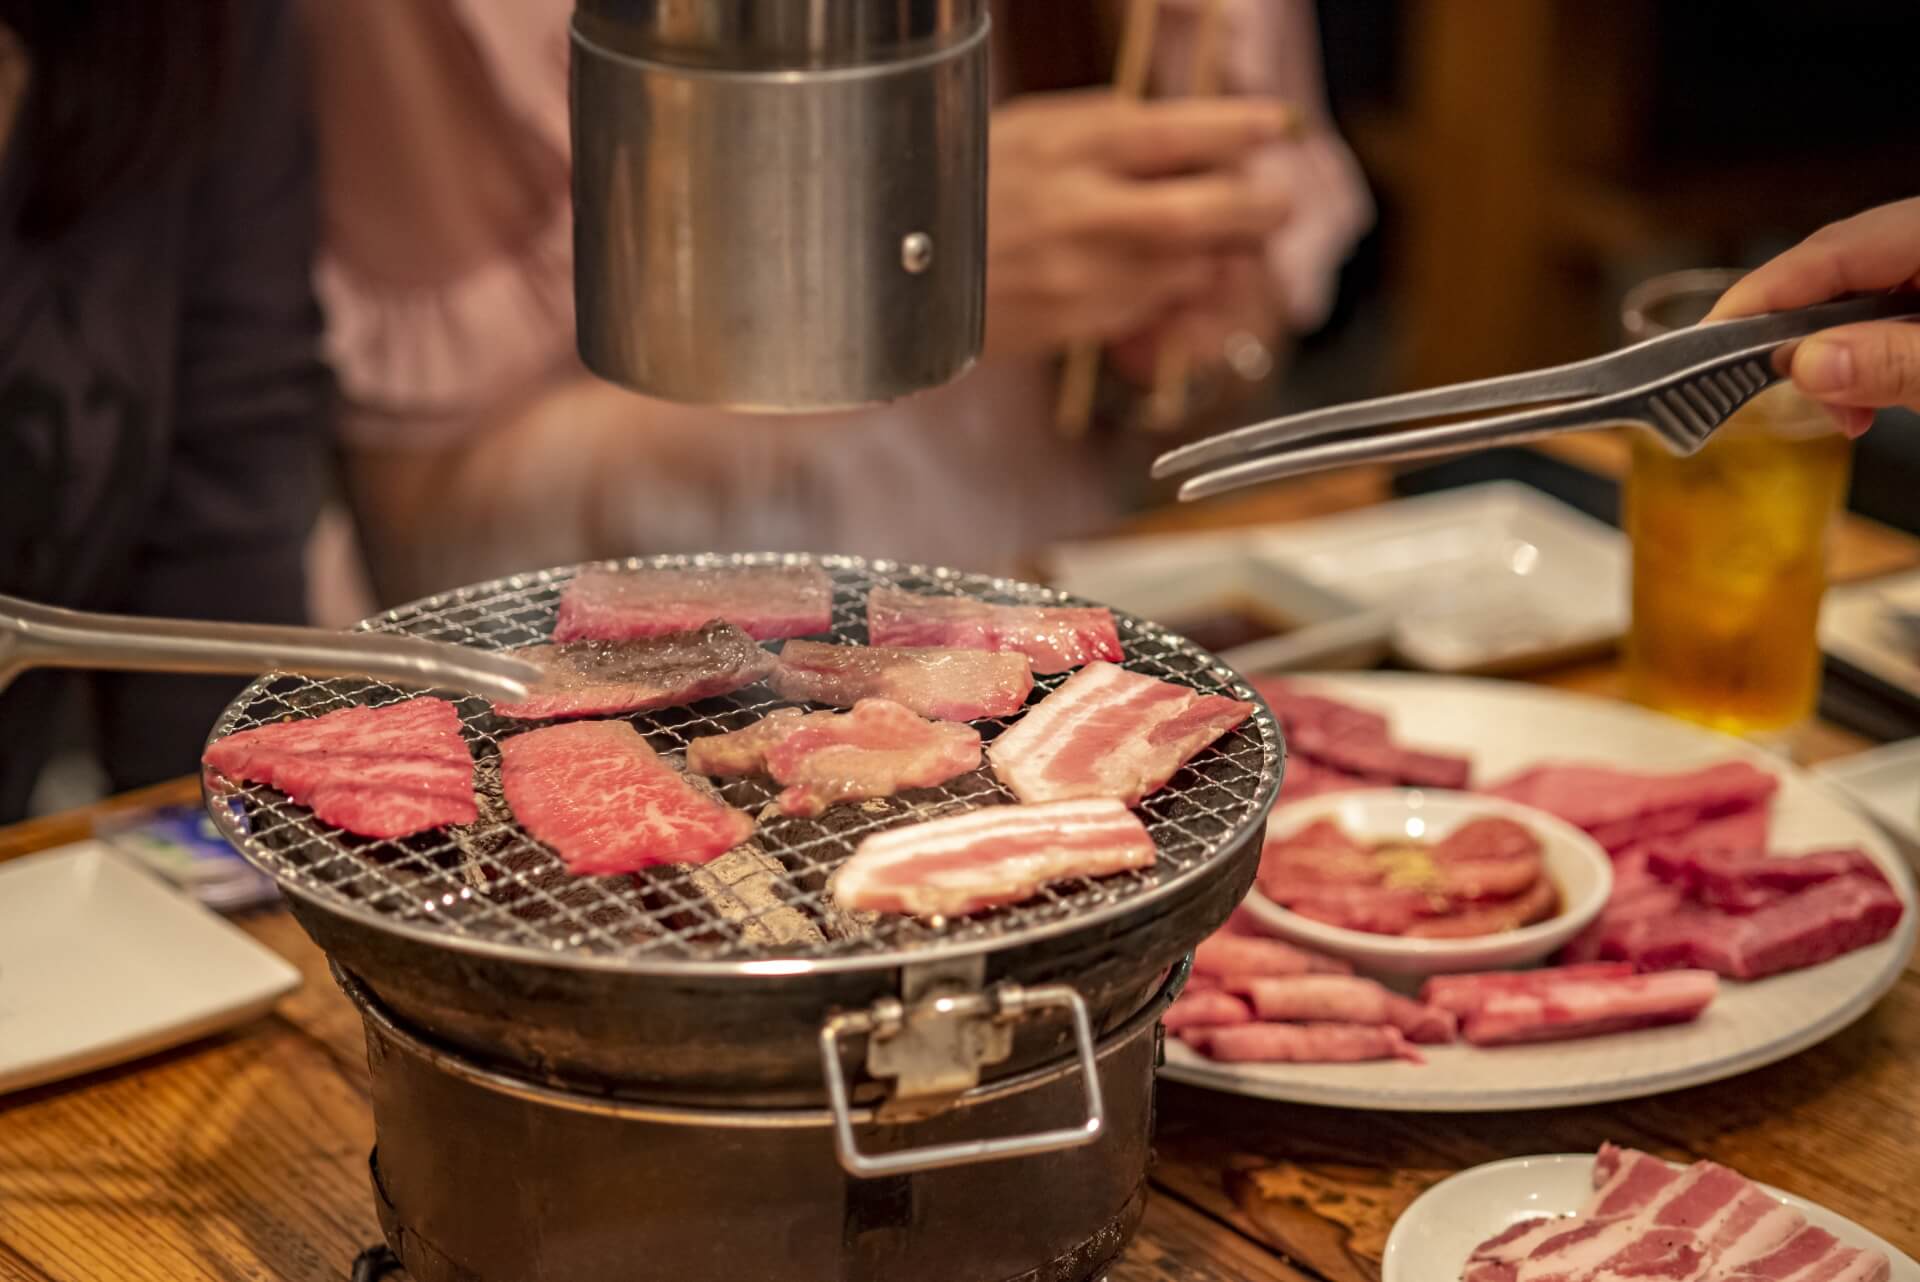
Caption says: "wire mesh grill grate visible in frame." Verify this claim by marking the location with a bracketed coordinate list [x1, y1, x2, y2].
[204, 554, 1281, 969]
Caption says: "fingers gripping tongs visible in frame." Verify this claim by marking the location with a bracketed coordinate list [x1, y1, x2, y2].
[1153, 294, 1920, 501]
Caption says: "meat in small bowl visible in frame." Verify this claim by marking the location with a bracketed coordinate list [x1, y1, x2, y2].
[1244, 789, 1612, 977]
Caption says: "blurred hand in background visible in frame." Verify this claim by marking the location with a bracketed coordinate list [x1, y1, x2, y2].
[984, 91, 1297, 361]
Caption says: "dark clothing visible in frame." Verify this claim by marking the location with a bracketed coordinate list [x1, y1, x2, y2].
[0, 2, 330, 819]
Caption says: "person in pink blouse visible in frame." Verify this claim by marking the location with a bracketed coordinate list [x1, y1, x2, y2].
[306, 0, 1372, 604]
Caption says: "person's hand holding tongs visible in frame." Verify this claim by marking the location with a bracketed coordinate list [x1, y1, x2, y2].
[1155, 197, 1920, 501]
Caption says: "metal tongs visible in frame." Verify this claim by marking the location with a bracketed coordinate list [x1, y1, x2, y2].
[1154, 293, 1920, 501]
[0, 593, 538, 704]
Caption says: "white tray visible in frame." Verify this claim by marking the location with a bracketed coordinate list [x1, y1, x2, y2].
[1823, 566, 1920, 704]
[1047, 482, 1626, 674]
[0, 843, 301, 1095]
[1160, 673, 1917, 1112]
[1383, 1153, 1919, 1282]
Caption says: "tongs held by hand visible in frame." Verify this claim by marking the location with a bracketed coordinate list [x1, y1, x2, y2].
[1153, 293, 1920, 501]
[0, 594, 539, 704]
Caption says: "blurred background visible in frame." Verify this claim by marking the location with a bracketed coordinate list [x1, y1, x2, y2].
[1275, 0, 1920, 532]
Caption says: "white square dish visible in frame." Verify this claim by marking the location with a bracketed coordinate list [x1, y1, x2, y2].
[0, 842, 301, 1095]
[1822, 566, 1920, 705]
[1248, 481, 1629, 673]
[1048, 482, 1629, 675]
[1042, 530, 1391, 673]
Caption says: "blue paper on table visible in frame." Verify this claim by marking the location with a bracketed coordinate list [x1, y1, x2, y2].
[100, 804, 279, 912]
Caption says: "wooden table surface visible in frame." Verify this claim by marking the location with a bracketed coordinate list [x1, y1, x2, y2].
[3, 458, 1917, 1282]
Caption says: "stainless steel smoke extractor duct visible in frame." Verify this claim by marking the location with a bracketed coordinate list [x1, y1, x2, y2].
[570, 2, 990, 410]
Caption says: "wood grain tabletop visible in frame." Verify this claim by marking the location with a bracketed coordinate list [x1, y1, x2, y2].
[2, 454, 1916, 1282]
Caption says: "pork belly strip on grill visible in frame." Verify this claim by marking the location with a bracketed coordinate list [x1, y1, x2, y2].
[1182, 1021, 1426, 1065]
[829, 798, 1156, 918]
[1228, 975, 1457, 1043]
[493, 621, 776, 720]
[1462, 1144, 1891, 1282]
[685, 699, 982, 818]
[202, 696, 477, 838]
[866, 586, 1122, 674]
[553, 565, 833, 643]
[769, 640, 1033, 721]
[988, 661, 1254, 806]
[499, 721, 754, 874]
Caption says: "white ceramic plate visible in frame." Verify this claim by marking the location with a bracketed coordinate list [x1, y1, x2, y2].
[1244, 789, 1613, 977]
[1161, 673, 1918, 1111]
[1823, 567, 1920, 704]
[0, 843, 301, 1095]
[1382, 1153, 1920, 1282]
[1815, 738, 1920, 860]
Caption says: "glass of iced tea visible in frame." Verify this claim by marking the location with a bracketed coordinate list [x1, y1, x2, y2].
[1620, 269, 1853, 738]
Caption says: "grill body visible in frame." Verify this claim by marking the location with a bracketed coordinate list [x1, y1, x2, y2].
[291, 830, 1254, 1103]
[351, 967, 1164, 1282]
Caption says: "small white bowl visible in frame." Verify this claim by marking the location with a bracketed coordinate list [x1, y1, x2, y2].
[1243, 789, 1613, 978]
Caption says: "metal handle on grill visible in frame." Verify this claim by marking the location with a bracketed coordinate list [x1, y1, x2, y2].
[0, 593, 539, 705]
[818, 983, 1105, 1178]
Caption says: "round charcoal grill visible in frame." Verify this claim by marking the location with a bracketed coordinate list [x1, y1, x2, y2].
[205, 554, 1281, 1103]
[205, 554, 1282, 1282]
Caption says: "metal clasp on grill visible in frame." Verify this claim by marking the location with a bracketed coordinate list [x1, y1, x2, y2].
[817, 959, 1105, 1178]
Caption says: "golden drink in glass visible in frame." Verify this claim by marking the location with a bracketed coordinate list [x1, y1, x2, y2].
[1620, 271, 1853, 737]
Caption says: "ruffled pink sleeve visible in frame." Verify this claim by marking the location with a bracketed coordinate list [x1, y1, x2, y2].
[311, 0, 578, 446]
[1152, 0, 1374, 333]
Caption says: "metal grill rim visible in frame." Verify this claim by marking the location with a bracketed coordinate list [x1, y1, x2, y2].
[202, 553, 1282, 976]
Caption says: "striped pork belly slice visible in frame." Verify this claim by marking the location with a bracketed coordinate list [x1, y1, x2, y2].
[1183, 1021, 1425, 1064]
[201, 695, 477, 839]
[829, 798, 1155, 918]
[770, 640, 1033, 721]
[684, 698, 982, 818]
[987, 661, 1253, 806]
[1162, 989, 1254, 1033]
[866, 586, 1122, 674]
[1421, 965, 1638, 1017]
[553, 565, 832, 643]
[1459, 1147, 1900, 1282]
[494, 621, 776, 720]
[1190, 931, 1354, 979]
[1230, 975, 1456, 1043]
[1719, 1226, 1880, 1282]
[1458, 971, 1718, 1048]
[499, 721, 754, 875]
